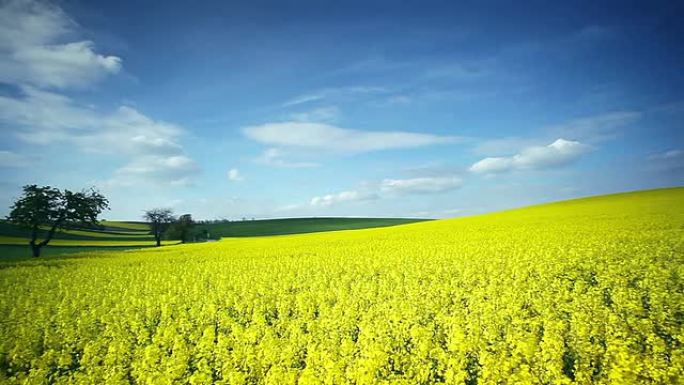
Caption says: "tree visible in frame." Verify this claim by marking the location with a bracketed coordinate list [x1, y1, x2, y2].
[144, 208, 175, 246]
[166, 214, 195, 243]
[7, 185, 109, 257]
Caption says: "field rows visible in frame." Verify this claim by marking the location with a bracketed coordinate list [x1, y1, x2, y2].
[0, 236, 177, 247]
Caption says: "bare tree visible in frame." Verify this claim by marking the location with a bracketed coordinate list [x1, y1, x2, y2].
[143, 208, 175, 247]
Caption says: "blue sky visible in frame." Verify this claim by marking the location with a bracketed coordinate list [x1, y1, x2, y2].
[0, 0, 682, 220]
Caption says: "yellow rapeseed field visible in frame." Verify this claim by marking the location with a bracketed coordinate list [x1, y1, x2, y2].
[1, 188, 683, 384]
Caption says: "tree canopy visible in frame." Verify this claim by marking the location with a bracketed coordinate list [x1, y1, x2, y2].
[166, 213, 195, 243]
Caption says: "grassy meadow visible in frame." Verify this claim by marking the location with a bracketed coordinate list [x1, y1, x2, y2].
[0, 220, 164, 259]
[0, 218, 424, 259]
[195, 217, 428, 238]
[0, 187, 682, 384]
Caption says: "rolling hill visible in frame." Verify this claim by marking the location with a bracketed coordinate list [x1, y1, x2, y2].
[0, 217, 428, 258]
[0, 220, 164, 258]
[196, 217, 429, 238]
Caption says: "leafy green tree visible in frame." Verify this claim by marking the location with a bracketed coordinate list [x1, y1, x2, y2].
[6, 185, 109, 257]
[165, 214, 195, 243]
[144, 208, 175, 246]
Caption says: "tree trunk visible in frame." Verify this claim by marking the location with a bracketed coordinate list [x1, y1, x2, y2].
[30, 242, 41, 257]
[41, 217, 62, 245]
[29, 224, 40, 257]
[36, 216, 64, 252]
[156, 235, 161, 247]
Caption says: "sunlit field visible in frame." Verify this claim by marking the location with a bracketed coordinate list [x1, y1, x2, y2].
[1, 188, 682, 384]
[0, 220, 176, 259]
[0, 218, 421, 259]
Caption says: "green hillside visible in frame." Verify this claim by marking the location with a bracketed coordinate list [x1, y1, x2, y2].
[0, 245, 154, 260]
[0, 220, 160, 258]
[0, 222, 150, 241]
[99, 221, 152, 231]
[198, 217, 429, 238]
[0, 218, 428, 258]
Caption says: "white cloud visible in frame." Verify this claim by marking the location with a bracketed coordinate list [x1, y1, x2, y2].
[0, 88, 183, 155]
[244, 122, 459, 154]
[411, 208, 462, 218]
[0, 86, 94, 141]
[111, 155, 199, 187]
[0, 1, 196, 195]
[0, 87, 198, 186]
[0, 150, 32, 167]
[381, 176, 463, 194]
[470, 138, 590, 174]
[310, 190, 379, 207]
[227, 168, 244, 181]
[474, 111, 640, 157]
[0, 0, 121, 89]
[130, 134, 183, 156]
[299, 174, 462, 211]
[469, 157, 513, 174]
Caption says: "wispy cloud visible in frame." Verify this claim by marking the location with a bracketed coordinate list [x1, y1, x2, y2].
[0, 87, 199, 186]
[227, 168, 244, 182]
[255, 148, 319, 168]
[649, 100, 684, 115]
[0, 0, 196, 187]
[111, 155, 199, 187]
[0, 150, 33, 168]
[411, 207, 463, 218]
[289, 106, 339, 123]
[282, 93, 326, 107]
[648, 149, 683, 161]
[300, 173, 463, 210]
[310, 190, 379, 207]
[548, 111, 641, 143]
[381, 176, 463, 194]
[243, 121, 460, 155]
[473, 111, 642, 161]
[0, 0, 121, 89]
[647, 149, 684, 171]
[470, 138, 590, 174]
[282, 86, 387, 107]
